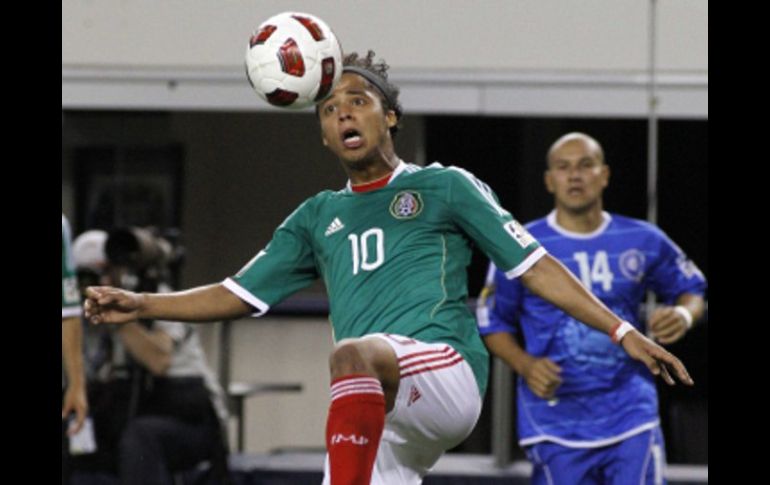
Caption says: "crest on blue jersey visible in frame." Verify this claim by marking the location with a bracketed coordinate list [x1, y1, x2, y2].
[619, 249, 645, 282]
[390, 191, 423, 219]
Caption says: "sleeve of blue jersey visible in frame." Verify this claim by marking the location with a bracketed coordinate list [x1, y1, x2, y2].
[645, 228, 707, 303]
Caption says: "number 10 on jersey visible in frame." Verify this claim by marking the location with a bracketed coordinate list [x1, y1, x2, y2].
[348, 228, 385, 275]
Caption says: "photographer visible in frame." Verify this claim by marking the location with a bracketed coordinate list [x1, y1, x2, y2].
[66, 228, 229, 485]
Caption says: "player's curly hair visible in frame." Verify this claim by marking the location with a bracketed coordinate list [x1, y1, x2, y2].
[316, 50, 403, 138]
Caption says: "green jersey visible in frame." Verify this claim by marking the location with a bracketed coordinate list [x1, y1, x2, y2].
[226, 162, 544, 396]
[62, 215, 81, 318]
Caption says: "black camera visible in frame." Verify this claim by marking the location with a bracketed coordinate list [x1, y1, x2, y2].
[105, 227, 173, 270]
[73, 226, 184, 294]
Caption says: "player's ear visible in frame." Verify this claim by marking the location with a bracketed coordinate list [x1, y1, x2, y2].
[600, 164, 610, 189]
[544, 169, 555, 193]
[386, 110, 397, 129]
[321, 133, 329, 146]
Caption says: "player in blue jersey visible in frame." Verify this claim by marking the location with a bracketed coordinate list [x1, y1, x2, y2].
[477, 132, 707, 485]
[86, 54, 693, 485]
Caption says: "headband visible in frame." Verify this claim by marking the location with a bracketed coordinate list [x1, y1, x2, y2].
[343, 66, 399, 115]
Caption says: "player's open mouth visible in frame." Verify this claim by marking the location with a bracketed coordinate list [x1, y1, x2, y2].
[342, 129, 364, 149]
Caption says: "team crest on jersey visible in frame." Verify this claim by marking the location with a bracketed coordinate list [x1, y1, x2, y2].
[619, 249, 645, 282]
[389, 191, 424, 219]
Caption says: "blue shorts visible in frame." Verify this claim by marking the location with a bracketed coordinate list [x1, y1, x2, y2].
[525, 426, 666, 485]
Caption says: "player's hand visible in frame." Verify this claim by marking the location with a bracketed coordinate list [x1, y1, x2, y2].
[620, 330, 693, 386]
[62, 383, 88, 436]
[521, 355, 562, 399]
[649, 306, 689, 345]
[84, 286, 143, 325]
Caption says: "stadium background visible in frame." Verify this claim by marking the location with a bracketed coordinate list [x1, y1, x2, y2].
[62, 0, 707, 480]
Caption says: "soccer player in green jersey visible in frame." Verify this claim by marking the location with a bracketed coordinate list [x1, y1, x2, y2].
[85, 51, 692, 485]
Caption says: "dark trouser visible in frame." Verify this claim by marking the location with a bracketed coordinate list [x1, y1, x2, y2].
[117, 414, 218, 485]
[63, 378, 228, 485]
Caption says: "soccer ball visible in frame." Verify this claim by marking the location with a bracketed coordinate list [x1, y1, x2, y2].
[245, 12, 343, 109]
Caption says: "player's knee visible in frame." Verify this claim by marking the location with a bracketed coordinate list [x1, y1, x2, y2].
[329, 340, 376, 379]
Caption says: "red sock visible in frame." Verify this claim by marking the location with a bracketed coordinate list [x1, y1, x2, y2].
[326, 374, 385, 485]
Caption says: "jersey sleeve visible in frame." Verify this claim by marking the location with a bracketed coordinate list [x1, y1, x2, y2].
[645, 229, 707, 303]
[476, 262, 524, 336]
[447, 167, 546, 278]
[223, 200, 319, 316]
[62, 215, 81, 318]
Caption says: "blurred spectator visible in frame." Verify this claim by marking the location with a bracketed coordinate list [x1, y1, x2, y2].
[65, 228, 229, 485]
[63, 214, 89, 485]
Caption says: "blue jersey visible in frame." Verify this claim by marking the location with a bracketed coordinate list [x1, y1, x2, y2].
[477, 211, 706, 447]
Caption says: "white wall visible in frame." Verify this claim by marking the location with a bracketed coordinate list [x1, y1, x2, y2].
[63, 0, 706, 72]
[62, 1, 708, 118]
[196, 317, 334, 454]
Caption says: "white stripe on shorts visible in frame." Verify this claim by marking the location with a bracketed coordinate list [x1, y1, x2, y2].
[399, 347, 460, 372]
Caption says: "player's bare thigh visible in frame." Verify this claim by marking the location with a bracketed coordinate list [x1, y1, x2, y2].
[330, 337, 400, 412]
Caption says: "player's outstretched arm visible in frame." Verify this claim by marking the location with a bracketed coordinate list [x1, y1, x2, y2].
[616, 331, 691, 385]
[85, 283, 252, 325]
[520, 254, 693, 386]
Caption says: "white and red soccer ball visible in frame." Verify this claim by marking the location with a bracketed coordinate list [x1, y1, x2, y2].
[245, 12, 343, 109]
